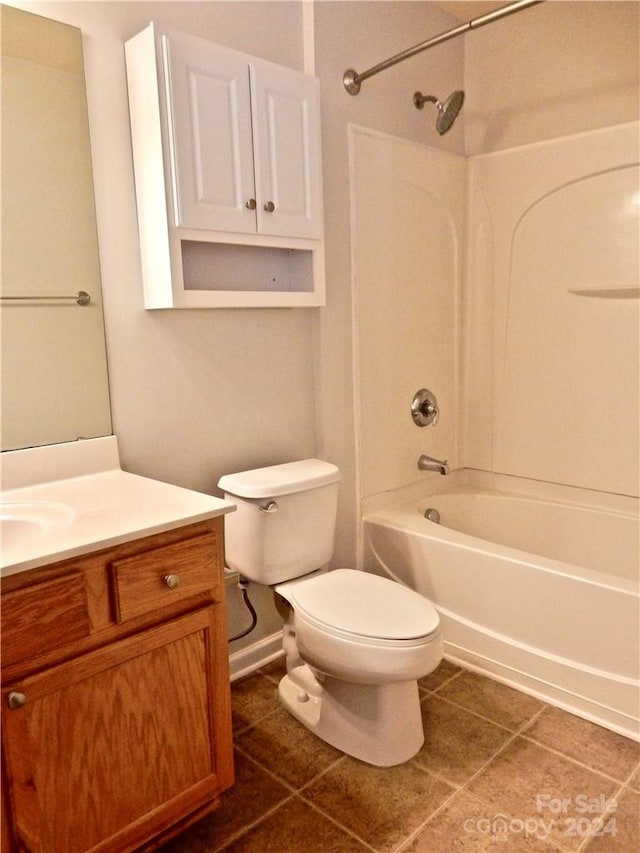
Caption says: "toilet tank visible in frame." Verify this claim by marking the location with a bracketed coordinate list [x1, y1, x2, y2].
[218, 459, 341, 585]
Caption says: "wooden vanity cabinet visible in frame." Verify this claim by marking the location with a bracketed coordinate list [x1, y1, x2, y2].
[1, 519, 234, 853]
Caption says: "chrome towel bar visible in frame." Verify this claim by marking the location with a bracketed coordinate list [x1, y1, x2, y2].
[1, 290, 91, 306]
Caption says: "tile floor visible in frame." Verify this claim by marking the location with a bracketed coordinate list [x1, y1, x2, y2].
[161, 659, 640, 853]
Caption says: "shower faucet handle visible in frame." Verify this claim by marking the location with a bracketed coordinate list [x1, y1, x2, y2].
[411, 388, 440, 427]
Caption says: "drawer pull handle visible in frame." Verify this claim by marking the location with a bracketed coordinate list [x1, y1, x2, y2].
[8, 692, 26, 710]
[164, 574, 181, 590]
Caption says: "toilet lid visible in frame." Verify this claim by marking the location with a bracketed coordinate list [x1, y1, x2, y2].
[282, 569, 439, 641]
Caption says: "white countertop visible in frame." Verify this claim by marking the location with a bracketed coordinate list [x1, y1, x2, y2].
[0, 437, 235, 577]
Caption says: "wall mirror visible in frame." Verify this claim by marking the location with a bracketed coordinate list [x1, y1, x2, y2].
[1, 4, 112, 451]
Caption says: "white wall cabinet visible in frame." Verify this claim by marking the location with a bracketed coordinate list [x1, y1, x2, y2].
[125, 23, 325, 308]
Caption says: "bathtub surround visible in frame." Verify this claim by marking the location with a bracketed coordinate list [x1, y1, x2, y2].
[350, 125, 464, 503]
[351, 119, 639, 507]
[158, 658, 640, 853]
[351, 113, 639, 741]
[332, 0, 639, 570]
[464, 122, 639, 497]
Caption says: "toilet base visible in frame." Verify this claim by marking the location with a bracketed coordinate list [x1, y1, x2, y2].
[278, 669, 424, 767]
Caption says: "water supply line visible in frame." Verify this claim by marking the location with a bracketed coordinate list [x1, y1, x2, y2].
[228, 576, 258, 642]
[343, 0, 544, 96]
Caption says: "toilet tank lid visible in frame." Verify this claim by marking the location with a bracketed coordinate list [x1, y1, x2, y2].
[218, 458, 341, 498]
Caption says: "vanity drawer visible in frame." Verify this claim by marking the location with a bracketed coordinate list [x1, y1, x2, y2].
[110, 533, 221, 622]
[1, 572, 91, 668]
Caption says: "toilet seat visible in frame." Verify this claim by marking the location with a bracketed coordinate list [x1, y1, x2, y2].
[276, 568, 440, 647]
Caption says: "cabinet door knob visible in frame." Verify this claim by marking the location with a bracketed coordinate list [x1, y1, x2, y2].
[8, 692, 26, 710]
[245, 198, 257, 210]
[164, 574, 181, 590]
[263, 201, 276, 213]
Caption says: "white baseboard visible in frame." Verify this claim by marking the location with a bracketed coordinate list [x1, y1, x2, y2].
[229, 630, 284, 682]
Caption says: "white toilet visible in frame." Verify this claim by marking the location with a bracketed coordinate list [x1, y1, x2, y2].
[218, 458, 443, 767]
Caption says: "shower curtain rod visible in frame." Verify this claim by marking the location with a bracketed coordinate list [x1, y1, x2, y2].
[343, 0, 544, 95]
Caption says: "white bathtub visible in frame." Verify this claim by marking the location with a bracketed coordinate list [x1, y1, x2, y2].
[364, 472, 640, 740]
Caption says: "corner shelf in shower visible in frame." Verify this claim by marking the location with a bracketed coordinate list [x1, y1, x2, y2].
[568, 287, 640, 299]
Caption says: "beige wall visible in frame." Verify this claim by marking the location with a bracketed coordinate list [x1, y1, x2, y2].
[464, 0, 639, 155]
[9, 0, 311, 651]
[14, 1, 309, 497]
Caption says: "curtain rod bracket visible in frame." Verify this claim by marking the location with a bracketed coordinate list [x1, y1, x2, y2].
[343, 69, 361, 96]
[343, 0, 544, 96]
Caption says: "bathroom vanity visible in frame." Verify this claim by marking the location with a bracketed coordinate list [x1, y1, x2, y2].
[1, 438, 236, 852]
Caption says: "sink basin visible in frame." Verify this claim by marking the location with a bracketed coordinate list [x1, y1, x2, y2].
[1, 437, 233, 578]
[0, 500, 75, 548]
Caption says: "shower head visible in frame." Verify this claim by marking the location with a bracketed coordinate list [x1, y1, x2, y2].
[413, 90, 465, 135]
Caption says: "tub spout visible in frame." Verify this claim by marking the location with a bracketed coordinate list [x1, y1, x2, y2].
[418, 454, 449, 475]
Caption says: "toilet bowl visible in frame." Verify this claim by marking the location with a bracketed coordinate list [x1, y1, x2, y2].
[218, 459, 443, 766]
[276, 568, 442, 766]
[276, 568, 441, 684]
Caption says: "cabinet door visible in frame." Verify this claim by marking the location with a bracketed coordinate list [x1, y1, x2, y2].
[164, 33, 257, 233]
[251, 62, 323, 240]
[2, 609, 233, 853]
